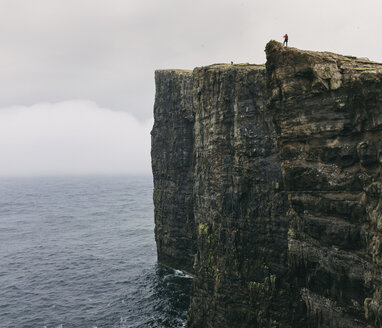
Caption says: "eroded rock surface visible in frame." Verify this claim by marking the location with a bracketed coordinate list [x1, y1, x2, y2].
[187, 64, 305, 327]
[151, 43, 382, 327]
[151, 69, 196, 273]
[266, 40, 382, 327]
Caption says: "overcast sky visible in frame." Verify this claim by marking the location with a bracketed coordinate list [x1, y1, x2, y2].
[1, 0, 381, 176]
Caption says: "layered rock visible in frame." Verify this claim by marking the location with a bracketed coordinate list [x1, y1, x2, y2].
[187, 64, 305, 327]
[151, 69, 196, 273]
[151, 43, 382, 327]
[266, 41, 382, 327]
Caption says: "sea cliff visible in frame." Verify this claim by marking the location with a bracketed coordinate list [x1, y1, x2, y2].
[151, 41, 382, 327]
[151, 69, 196, 273]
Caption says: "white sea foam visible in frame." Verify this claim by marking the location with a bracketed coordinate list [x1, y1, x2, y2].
[174, 269, 193, 279]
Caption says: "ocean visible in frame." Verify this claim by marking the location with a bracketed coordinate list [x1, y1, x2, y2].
[0, 176, 191, 328]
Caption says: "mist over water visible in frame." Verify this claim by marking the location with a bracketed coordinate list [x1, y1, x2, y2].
[0, 176, 191, 327]
[0, 101, 153, 176]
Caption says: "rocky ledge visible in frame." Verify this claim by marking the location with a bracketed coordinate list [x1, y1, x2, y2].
[151, 42, 382, 327]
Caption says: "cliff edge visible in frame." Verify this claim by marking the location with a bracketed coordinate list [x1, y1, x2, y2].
[151, 42, 382, 327]
[151, 69, 196, 273]
[266, 40, 382, 327]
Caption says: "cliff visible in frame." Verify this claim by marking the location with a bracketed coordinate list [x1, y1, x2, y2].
[151, 42, 382, 327]
[151, 69, 196, 273]
[266, 41, 382, 327]
[188, 64, 305, 327]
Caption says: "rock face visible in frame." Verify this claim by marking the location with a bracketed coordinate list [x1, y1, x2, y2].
[151, 70, 196, 273]
[187, 64, 305, 327]
[151, 43, 382, 327]
[266, 41, 382, 327]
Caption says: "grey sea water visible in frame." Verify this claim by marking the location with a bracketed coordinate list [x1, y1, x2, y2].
[0, 176, 191, 328]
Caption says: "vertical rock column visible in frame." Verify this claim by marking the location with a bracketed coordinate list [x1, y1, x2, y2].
[151, 70, 196, 274]
[266, 40, 382, 327]
[187, 64, 306, 327]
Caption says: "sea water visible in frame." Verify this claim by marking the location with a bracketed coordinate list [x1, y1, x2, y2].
[0, 176, 191, 328]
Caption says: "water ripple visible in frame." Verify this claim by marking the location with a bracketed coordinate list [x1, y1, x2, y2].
[0, 176, 191, 328]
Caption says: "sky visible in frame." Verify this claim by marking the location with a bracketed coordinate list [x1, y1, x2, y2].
[0, 0, 381, 176]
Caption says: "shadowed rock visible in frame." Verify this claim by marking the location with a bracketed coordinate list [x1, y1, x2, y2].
[187, 63, 306, 327]
[151, 69, 196, 274]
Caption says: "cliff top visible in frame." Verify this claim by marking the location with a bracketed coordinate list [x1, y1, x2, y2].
[155, 69, 193, 75]
[194, 63, 265, 73]
[198, 63, 264, 69]
[156, 64, 265, 76]
[265, 40, 382, 72]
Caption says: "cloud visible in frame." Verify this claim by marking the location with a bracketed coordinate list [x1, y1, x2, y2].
[0, 101, 153, 176]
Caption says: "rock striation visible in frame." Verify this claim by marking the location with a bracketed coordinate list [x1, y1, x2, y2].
[151, 69, 196, 273]
[151, 42, 382, 327]
[187, 64, 305, 327]
[266, 41, 382, 327]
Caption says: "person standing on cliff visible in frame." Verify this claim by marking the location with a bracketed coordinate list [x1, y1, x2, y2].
[283, 34, 288, 47]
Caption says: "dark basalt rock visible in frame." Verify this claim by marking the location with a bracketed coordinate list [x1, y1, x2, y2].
[266, 40, 382, 327]
[151, 69, 196, 274]
[357, 140, 378, 166]
[151, 42, 382, 327]
[187, 64, 306, 327]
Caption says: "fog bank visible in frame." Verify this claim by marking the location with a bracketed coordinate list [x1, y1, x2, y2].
[0, 101, 153, 176]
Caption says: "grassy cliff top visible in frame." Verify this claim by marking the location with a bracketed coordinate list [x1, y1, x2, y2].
[155, 69, 193, 74]
[156, 64, 265, 75]
[195, 63, 265, 71]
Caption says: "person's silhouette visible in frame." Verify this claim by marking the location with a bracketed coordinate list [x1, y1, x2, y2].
[283, 34, 288, 47]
